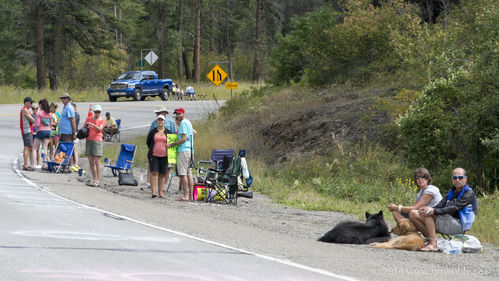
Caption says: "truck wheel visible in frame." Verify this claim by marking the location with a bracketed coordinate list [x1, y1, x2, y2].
[140, 96, 146, 101]
[133, 88, 142, 101]
[109, 96, 117, 102]
[160, 87, 169, 101]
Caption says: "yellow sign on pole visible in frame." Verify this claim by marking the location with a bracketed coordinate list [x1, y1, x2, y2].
[206, 65, 228, 86]
[225, 82, 238, 89]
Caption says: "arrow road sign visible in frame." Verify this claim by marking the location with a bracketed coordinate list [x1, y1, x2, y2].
[206, 65, 228, 86]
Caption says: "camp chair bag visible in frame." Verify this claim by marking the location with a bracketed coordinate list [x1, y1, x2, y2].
[118, 171, 138, 186]
[76, 127, 89, 139]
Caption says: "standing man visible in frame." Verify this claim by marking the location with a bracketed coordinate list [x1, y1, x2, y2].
[20, 97, 35, 171]
[410, 167, 478, 252]
[58, 93, 76, 143]
[167, 107, 194, 201]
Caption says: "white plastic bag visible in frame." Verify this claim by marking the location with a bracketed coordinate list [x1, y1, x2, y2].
[456, 235, 482, 253]
[437, 239, 463, 254]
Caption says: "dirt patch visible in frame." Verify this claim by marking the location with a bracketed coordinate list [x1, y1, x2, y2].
[234, 87, 392, 164]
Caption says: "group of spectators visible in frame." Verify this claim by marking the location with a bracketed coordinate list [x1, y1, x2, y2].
[146, 106, 195, 201]
[171, 84, 196, 101]
[20, 93, 112, 187]
[21, 95, 196, 200]
[20, 94, 80, 172]
[388, 167, 478, 252]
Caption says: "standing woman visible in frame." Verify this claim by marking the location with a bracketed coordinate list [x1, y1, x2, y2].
[84, 105, 106, 187]
[146, 115, 168, 198]
[31, 99, 52, 169]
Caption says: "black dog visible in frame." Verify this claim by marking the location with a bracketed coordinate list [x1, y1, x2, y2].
[318, 211, 390, 244]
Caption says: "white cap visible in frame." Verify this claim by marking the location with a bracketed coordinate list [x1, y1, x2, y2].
[156, 115, 166, 121]
[93, 105, 102, 111]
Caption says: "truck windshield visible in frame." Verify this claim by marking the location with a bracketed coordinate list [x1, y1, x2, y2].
[117, 72, 141, 80]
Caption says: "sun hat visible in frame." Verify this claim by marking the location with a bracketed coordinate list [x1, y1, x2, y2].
[154, 105, 168, 114]
[59, 93, 71, 100]
[93, 105, 102, 111]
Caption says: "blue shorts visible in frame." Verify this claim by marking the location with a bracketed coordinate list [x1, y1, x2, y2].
[35, 130, 51, 140]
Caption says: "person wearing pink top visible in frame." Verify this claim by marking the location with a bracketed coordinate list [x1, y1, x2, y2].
[84, 105, 106, 187]
[146, 115, 169, 198]
[31, 99, 52, 170]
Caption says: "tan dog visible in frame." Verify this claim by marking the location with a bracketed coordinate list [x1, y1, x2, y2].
[370, 218, 425, 251]
[391, 218, 418, 235]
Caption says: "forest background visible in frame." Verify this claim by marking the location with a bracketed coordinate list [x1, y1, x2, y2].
[0, 0, 497, 243]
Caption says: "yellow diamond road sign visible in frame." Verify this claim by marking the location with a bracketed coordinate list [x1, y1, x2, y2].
[206, 65, 228, 86]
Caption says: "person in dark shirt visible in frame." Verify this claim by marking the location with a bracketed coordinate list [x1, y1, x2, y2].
[411, 167, 477, 252]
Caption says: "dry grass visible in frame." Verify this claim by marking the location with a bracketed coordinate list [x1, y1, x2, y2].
[0, 82, 261, 104]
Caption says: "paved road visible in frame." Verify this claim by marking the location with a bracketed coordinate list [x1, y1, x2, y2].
[0, 101, 351, 281]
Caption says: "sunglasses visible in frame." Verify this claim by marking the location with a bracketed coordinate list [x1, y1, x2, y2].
[94, 111, 101, 113]
[415, 175, 426, 179]
[452, 175, 466, 180]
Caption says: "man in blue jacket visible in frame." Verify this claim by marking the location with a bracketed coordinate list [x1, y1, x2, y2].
[410, 167, 477, 252]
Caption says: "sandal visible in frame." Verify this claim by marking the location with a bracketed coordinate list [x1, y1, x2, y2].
[92, 182, 100, 187]
[151, 195, 158, 198]
[176, 197, 189, 201]
[420, 245, 439, 252]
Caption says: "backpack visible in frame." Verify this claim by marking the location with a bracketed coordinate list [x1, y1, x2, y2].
[446, 186, 477, 231]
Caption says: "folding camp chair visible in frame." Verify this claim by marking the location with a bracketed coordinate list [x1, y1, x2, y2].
[197, 154, 244, 205]
[197, 149, 234, 171]
[43, 142, 75, 173]
[104, 143, 136, 176]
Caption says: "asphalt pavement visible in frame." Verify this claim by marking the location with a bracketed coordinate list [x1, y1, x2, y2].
[0, 100, 354, 281]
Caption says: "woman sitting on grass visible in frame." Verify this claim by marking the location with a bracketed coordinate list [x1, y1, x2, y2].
[388, 168, 442, 227]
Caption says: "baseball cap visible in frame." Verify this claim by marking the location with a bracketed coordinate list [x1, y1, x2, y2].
[24, 97, 33, 103]
[174, 107, 185, 114]
[105, 112, 110, 116]
[59, 93, 71, 99]
[154, 105, 168, 114]
[93, 105, 102, 111]
[156, 115, 166, 121]
[32, 104, 39, 108]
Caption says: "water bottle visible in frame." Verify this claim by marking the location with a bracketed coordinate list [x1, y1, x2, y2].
[41, 147, 45, 160]
[448, 247, 462, 255]
[139, 172, 144, 184]
[103, 167, 108, 177]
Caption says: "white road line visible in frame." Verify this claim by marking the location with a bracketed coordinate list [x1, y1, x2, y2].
[12, 155, 361, 281]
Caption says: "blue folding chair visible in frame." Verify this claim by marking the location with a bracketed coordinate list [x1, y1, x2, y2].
[104, 143, 136, 176]
[44, 142, 75, 173]
[197, 149, 234, 170]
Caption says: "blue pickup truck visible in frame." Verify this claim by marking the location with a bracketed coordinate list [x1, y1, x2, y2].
[107, 71, 173, 102]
